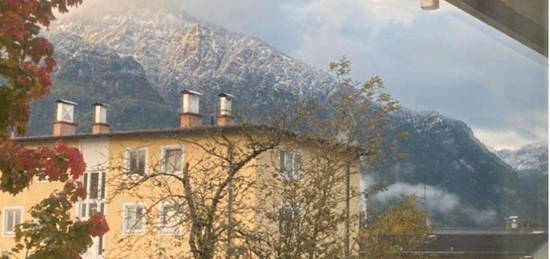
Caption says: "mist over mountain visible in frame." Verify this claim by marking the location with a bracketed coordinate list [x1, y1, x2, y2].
[368, 110, 520, 226]
[25, 0, 543, 227]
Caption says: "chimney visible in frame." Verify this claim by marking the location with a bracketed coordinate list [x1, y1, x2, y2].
[506, 216, 519, 230]
[217, 93, 234, 126]
[92, 103, 110, 134]
[180, 89, 202, 128]
[421, 0, 439, 10]
[53, 99, 77, 136]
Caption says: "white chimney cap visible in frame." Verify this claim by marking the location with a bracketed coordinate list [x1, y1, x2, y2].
[180, 89, 203, 96]
[218, 92, 234, 99]
[181, 89, 201, 114]
[55, 99, 76, 123]
[219, 92, 233, 116]
[93, 102, 109, 108]
[94, 103, 108, 124]
[56, 99, 77, 105]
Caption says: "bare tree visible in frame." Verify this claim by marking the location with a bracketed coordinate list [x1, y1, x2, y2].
[238, 58, 400, 259]
[107, 58, 402, 259]
[107, 125, 288, 259]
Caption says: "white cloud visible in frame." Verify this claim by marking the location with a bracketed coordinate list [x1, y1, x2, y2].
[374, 182, 459, 213]
[474, 128, 548, 151]
[292, 0, 457, 27]
[373, 182, 497, 225]
[287, 0, 547, 150]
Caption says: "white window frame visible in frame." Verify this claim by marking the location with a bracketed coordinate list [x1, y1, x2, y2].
[76, 171, 108, 258]
[277, 202, 301, 240]
[122, 202, 147, 236]
[158, 203, 183, 235]
[126, 147, 148, 177]
[278, 149, 303, 181]
[160, 145, 185, 175]
[77, 171, 107, 219]
[3, 206, 23, 237]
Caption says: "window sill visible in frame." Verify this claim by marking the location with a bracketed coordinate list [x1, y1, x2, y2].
[1, 233, 15, 238]
[122, 230, 146, 236]
[159, 229, 182, 236]
[160, 171, 184, 176]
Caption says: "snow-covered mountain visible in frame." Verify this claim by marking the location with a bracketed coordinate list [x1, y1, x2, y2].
[496, 142, 548, 175]
[25, 0, 535, 226]
[495, 143, 548, 225]
[47, 0, 332, 105]
[370, 109, 520, 226]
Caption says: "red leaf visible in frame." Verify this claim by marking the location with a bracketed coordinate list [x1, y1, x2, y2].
[88, 213, 109, 237]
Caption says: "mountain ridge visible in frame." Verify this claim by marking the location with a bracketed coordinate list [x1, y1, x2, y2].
[495, 142, 548, 225]
[496, 142, 548, 174]
[24, 2, 538, 226]
[49, 3, 333, 105]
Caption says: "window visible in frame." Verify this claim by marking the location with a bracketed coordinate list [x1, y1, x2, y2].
[159, 203, 181, 235]
[277, 202, 301, 241]
[78, 171, 106, 218]
[162, 147, 183, 174]
[128, 148, 146, 175]
[123, 203, 146, 235]
[78, 171, 106, 256]
[279, 150, 302, 181]
[3, 207, 22, 237]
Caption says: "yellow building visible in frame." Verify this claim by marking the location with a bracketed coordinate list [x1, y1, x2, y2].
[0, 92, 362, 258]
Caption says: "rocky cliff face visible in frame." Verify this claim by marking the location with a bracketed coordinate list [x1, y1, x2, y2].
[28, 36, 176, 136]
[47, 0, 332, 107]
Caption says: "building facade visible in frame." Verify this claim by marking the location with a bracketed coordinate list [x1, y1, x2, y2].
[0, 92, 362, 258]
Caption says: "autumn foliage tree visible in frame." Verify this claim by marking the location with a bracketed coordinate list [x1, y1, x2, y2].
[242, 58, 400, 258]
[358, 195, 431, 259]
[0, 0, 108, 258]
[107, 58, 402, 259]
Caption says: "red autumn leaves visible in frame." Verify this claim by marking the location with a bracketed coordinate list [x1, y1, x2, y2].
[0, 140, 109, 237]
[0, 140, 86, 185]
[0, 0, 82, 137]
[1, 0, 110, 256]
[63, 180, 87, 202]
[88, 213, 110, 237]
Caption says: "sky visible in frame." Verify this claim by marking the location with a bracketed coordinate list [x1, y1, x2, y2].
[173, 0, 548, 150]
